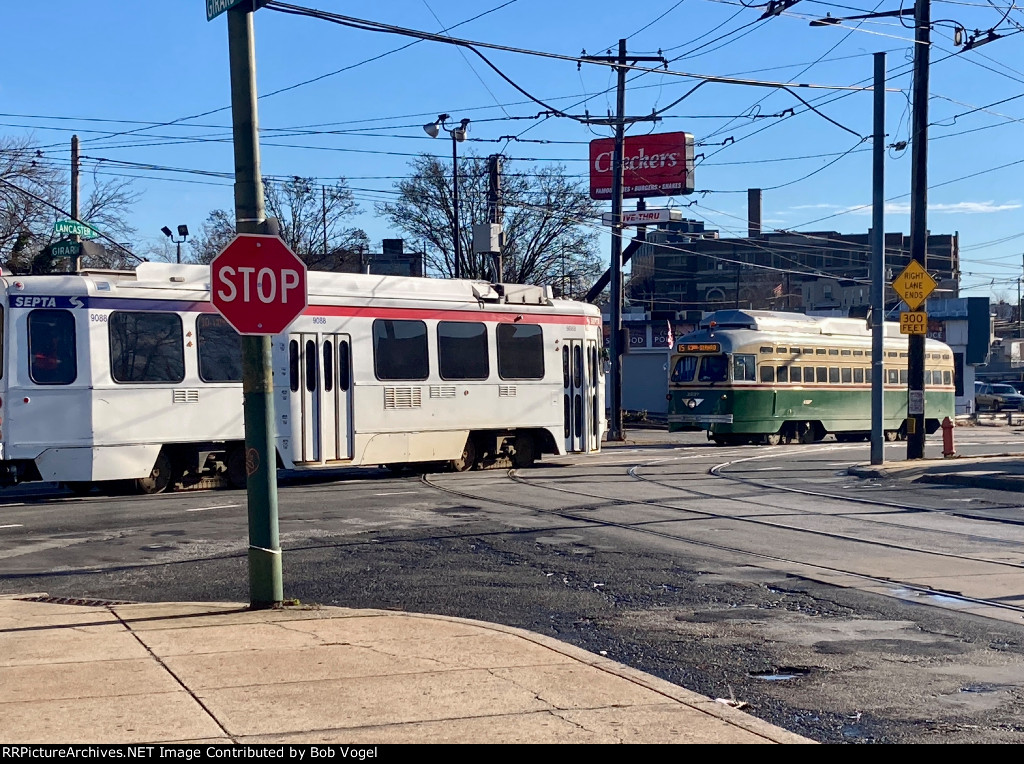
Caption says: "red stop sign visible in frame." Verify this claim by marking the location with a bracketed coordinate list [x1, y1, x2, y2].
[211, 234, 308, 335]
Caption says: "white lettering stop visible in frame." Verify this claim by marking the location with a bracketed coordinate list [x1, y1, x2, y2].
[216, 266, 301, 304]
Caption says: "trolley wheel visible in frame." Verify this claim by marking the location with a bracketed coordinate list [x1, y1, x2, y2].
[763, 432, 782, 446]
[64, 481, 94, 496]
[798, 424, 818, 444]
[135, 451, 173, 495]
[450, 436, 477, 472]
[382, 463, 408, 475]
[226, 447, 247, 489]
[884, 429, 899, 442]
[513, 433, 537, 468]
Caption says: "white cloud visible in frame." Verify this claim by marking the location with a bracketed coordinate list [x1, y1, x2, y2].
[780, 200, 1021, 220]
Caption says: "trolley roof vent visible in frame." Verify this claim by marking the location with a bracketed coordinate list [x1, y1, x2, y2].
[500, 284, 552, 305]
[699, 310, 758, 330]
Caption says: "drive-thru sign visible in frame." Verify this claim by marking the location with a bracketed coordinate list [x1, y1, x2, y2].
[211, 234, 308, 335]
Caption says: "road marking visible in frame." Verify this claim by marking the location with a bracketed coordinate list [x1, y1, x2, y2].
[185, 504, 240, 513]
[374, 491, 418, 496]
[0, 524, 23, 529]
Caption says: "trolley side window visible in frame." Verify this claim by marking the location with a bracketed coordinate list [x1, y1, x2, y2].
[109, 311, 185, 383]
[730, 354, 754, 382]
[437, 321, 488, 380]
[373, 319, 428, 380]
[28, 309, 76, 385]
[197, 314, 242, 383]
[497, 323, 544, 380]
[670, 355, 698, 383]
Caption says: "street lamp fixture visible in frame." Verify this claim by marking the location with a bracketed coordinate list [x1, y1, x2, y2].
[162, 224, 189, 264]
[423, 114, 471, 278]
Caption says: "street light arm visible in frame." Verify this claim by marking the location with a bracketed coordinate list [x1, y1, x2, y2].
[809, 8, 915, 25]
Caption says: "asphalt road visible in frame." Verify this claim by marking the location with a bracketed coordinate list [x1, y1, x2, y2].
[3, 426, 1024, 744]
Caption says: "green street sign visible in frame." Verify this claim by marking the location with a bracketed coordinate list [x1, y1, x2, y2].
[53, 220, 98, 239]
[207, 0, 267, 21]
[52, 240, 81, 258]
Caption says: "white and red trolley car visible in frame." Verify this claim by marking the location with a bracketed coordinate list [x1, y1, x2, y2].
[0, 263, 605, 493]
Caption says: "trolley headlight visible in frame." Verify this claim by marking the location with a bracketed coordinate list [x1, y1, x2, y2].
[686, 398, 697, 409]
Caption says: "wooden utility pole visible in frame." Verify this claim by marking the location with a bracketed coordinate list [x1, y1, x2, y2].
[907, 0, 930, 459]
[71, 135, 81, 271]
[580, 40, 664, 442]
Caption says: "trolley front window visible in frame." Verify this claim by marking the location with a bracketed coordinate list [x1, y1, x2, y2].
[28, 309, 76, 385]
[670, 355, 698, 383]
[110, 312, 184, 383]
[731, 354, 755, 382]
[373, 319, 428, 380]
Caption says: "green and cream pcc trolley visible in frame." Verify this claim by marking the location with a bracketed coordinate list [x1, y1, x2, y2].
[667, 310, 955, 445]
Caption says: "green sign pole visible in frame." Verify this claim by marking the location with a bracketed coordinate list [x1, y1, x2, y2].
[227, 5, 282, 608]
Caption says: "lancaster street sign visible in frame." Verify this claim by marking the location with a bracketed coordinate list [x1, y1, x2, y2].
[53, 220, 98, 239]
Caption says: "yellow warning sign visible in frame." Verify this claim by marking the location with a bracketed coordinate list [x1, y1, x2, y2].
[899, 311, 928, 334]
[891, 260, 937, 311]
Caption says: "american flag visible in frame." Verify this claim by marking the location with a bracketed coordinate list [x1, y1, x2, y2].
[666, 320, 674, 349]
[772, 283, 783, 298]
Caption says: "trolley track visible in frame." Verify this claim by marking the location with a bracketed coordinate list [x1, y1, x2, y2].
[420, 446, 1024, 620]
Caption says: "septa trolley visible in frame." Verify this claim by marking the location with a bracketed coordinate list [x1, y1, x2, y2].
[0, 263, 604, 492]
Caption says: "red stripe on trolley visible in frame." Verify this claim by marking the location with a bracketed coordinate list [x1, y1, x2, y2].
[312, 304, 600, 325]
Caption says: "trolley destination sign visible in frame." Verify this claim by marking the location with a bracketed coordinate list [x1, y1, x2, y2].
[892, 260, 937, 311]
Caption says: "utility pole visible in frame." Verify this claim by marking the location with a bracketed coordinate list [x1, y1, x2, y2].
[581, 40, 664, 442]
[71, 135, 81, 272]
[322, 185, 328, 265]
[487, 154, 503, 281]
[227, 5, 282, 608]
[1019, 253, 1022, 339]
[907, 0, 930, 460]
[870, 52, 886, 466]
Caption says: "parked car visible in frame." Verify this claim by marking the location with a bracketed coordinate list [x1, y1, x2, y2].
[998, 380, 1024, 395]
[975, 381, 1024, 411]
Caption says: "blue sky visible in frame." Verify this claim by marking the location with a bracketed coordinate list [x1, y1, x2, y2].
[3, 0, 1024, 302]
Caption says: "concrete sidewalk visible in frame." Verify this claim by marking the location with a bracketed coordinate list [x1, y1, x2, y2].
[0, 596, 813, 745]
[846, 452, 1024, 491]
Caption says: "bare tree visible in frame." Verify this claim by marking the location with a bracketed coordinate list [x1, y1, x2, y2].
[376, 153, 602, 292]
[0, 135, 141, 272]
[189, 209, 237, 265]
[189, 177, 368, 270]
[0, 136, 64, 272]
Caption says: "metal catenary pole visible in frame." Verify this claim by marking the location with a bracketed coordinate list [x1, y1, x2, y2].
[907, 0, 930, 459]
[870, 52, 886, 466]
[227, 5, 283, 608]
[452, 132, 462, 279]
